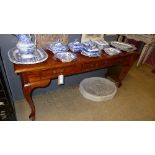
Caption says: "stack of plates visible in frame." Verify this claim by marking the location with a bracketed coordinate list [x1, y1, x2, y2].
[81, 40, 100, 57]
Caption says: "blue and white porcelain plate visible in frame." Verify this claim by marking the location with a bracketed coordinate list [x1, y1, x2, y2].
[104, 47, 121, 56]
[54, 52, 77, 62]
[8, 47, 48, 64]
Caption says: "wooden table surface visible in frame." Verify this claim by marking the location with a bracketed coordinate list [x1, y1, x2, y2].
[15, 50, 135, 73]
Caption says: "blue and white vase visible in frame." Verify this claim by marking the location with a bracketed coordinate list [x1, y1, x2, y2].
[15, 34, 35, 54]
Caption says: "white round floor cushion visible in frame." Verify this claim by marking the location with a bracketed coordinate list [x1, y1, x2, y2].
[79, 77, 117, 102]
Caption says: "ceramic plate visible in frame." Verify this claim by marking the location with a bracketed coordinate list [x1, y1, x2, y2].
[111, 41, 136, 51]
[54, 52, 77, 62]
[8, 47, 48, 64]
[104, 47, 121, 56]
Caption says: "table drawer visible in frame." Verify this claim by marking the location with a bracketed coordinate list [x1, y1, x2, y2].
[82, 61, 104, 71]
[41, 68, 64, 79]
[41, 65, 78, 80]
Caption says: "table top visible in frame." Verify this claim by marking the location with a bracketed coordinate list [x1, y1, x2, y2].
[14, 50, 135, 74]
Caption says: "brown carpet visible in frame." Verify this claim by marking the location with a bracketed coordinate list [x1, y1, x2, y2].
[15, 64, 155, 121]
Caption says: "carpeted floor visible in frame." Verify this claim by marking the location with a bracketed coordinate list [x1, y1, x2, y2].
[15, 64, 155, 121]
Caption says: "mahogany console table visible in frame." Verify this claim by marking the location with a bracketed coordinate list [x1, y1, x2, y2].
[14, 50, 136, 120]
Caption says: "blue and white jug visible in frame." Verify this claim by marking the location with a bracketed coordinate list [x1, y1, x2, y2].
[16, 34, 35, 54]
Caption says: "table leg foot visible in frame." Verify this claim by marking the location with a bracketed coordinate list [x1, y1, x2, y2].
[117, 82, 122, 88]
[23, 84, 36, 121]
[115, 81, 122, 88]
[152, 68, 155, 73]
[29, 112, 35, 121]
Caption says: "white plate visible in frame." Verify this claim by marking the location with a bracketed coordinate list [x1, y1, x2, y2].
[8, 47, 48, 64]
[111, 41, 136, 51]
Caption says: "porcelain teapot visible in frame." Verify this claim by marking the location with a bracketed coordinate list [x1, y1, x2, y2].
[15, 34, 35, 54]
